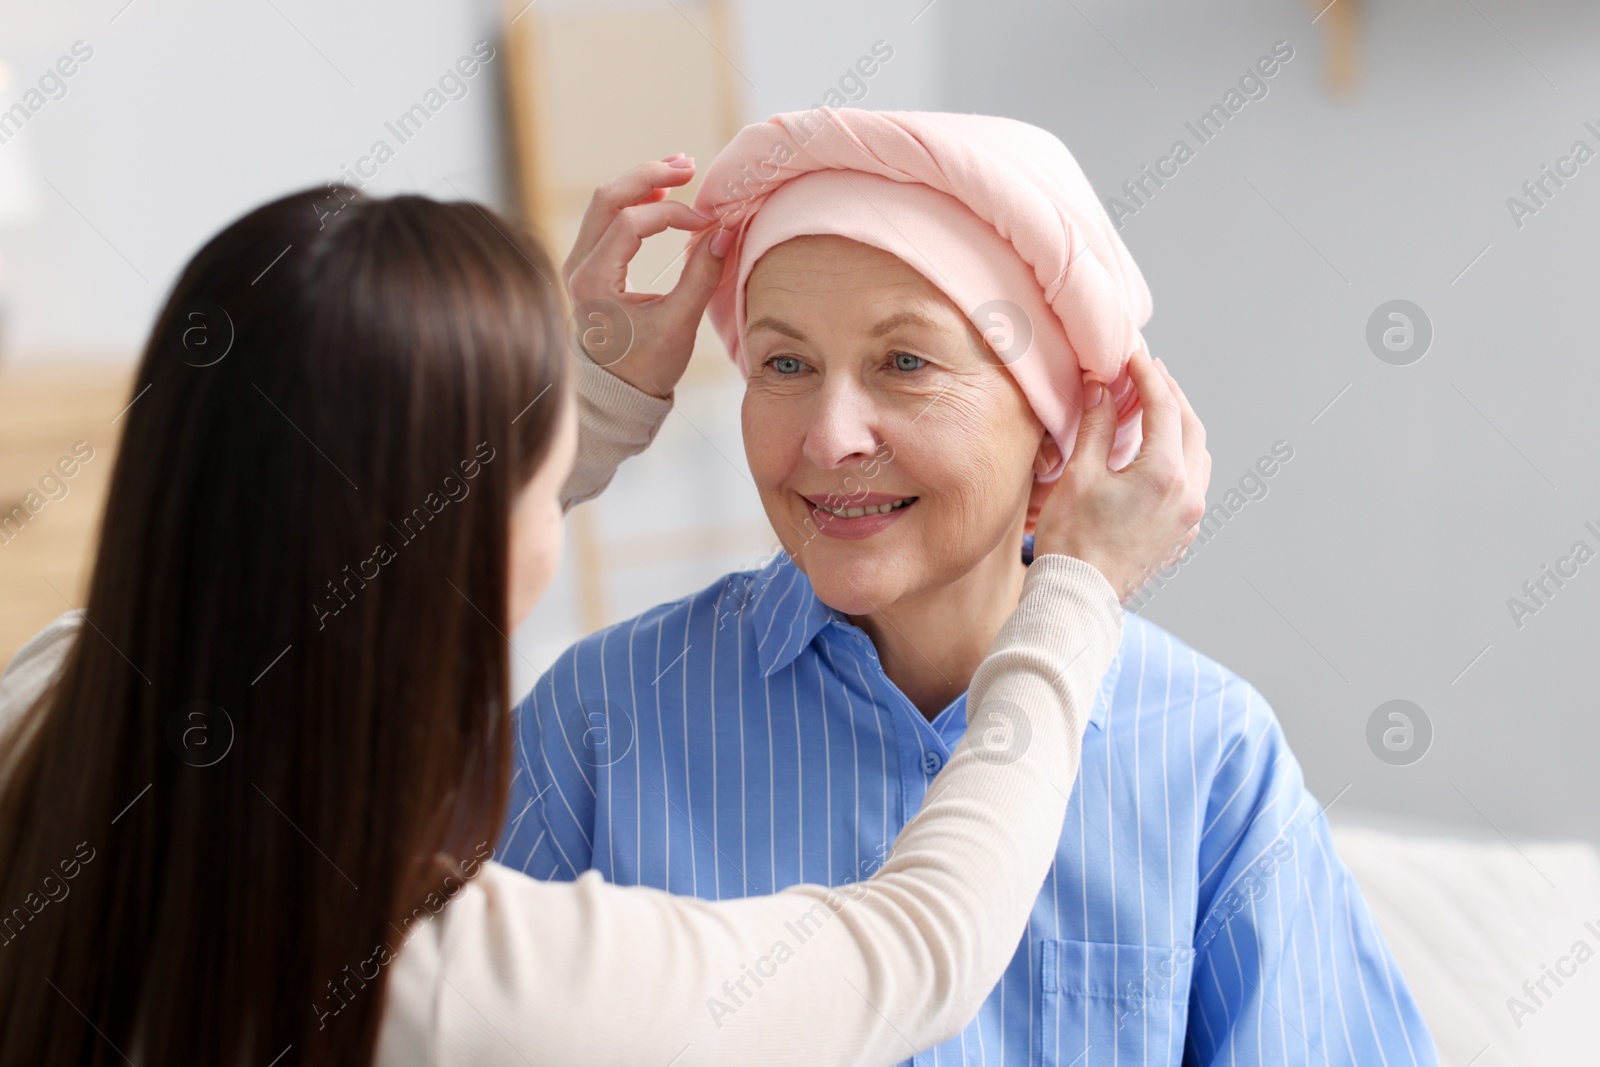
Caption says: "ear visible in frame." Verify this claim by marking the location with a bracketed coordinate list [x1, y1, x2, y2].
[1023, 435, 1063, 537]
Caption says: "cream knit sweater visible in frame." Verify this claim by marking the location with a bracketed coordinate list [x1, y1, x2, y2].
[0, 354, 1123, 1066]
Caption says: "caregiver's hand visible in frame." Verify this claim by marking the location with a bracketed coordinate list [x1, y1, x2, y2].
[564, 154, 730, 399]
[1033, 350, 1211, 605]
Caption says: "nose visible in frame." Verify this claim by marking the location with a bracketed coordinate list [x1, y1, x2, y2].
[801, 376, 882, 471]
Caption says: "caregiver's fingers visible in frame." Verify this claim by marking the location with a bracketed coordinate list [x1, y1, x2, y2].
[565, 158, 702, 281]
[567, 199, 716, 301]
[1147, 357, 1210, 569]
[1066, 379, 1116, 470]
[567, 158, 698, 272]
[1153, 357, 1211, 495]
[658, 226, 727, 327]
[1126, 349, 1185, 480]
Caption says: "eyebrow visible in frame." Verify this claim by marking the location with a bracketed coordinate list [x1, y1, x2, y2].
[745, 309, 944, 342]
[746, 315, 807, 340]
[867, 310, 945, 337]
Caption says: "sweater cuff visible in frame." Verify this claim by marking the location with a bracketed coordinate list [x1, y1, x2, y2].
[561, 349, 675, 510]
[1013, 553, 1124, 651]
[573, 347, 674, 425]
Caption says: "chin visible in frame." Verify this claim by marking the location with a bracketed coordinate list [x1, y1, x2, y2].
[792, 539, 914, 616]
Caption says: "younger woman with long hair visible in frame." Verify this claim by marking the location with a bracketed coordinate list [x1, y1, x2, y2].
[0, 159, 1208, 1065]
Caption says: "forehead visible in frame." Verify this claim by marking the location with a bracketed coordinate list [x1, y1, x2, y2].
[748, 235, 934, 299]
[747, 234, 927, 288]
[744, 235, 981, 344]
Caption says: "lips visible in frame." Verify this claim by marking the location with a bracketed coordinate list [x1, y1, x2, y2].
[799, 491, 919, 541]
[835, 497, 914, 518]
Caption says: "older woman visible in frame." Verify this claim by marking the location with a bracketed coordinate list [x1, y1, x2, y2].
[500, 111, 1438, 1065]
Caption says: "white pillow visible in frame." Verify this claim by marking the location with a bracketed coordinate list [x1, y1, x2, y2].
[1330, 820, 1600, 1067]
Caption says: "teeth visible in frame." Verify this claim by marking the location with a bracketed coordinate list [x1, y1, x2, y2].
[818, 497, 914, 519]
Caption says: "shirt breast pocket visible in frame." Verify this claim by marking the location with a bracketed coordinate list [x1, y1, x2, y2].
[1039, 937, 1194, 1066]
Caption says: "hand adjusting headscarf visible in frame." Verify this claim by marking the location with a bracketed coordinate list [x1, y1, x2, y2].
[686, 108, 1155, 478]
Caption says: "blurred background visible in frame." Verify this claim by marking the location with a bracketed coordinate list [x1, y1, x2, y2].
[2, 1, 1598, 1058]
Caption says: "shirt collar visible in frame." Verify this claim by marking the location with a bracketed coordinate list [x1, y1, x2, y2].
[749, 539, 1122, 731]
[750, 553, 841, 678]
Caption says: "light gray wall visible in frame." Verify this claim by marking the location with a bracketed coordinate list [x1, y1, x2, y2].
[0, 0, 507, 358]
[940, 0, 1600, 846]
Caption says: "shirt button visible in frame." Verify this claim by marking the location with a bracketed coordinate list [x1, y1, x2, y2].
[921, 749, 944, 775]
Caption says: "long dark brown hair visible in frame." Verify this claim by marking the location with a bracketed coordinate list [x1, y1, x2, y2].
[0, 185, 569, 1063]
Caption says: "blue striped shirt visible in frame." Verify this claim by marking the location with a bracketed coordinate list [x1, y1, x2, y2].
[498, 539, 1437, 1065]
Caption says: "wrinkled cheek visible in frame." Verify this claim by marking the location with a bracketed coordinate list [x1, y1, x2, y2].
[895, 402, 1028, 542]
[891, 398, 995, 486]
[741, 397, 787, 483]
[741, 396, 807, 535]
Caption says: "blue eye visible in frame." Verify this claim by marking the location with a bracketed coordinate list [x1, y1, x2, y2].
[765, 355, 805, 375]
[892, 352, 927, 372]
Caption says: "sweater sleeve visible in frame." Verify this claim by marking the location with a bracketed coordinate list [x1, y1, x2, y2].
[561, 349, 673, 510]
[379, 553, 1124, 1067]
[0, 611, 80, 773]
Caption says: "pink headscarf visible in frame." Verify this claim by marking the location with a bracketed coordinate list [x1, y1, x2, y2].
[688, 108, 1154, 477]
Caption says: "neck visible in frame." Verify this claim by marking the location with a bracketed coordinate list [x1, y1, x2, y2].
[848, 527, 1030, 721]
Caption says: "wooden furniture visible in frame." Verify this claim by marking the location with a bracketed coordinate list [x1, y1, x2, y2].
[0, 359, 134, 664]
[500, 0, 767, 633]
[1314, 0, 1360, 93]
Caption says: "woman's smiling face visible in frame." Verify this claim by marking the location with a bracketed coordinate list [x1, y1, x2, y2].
[741, 234, 1059, 615]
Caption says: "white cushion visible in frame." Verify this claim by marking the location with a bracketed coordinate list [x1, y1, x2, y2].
[1330, 820, 1600, 1067]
